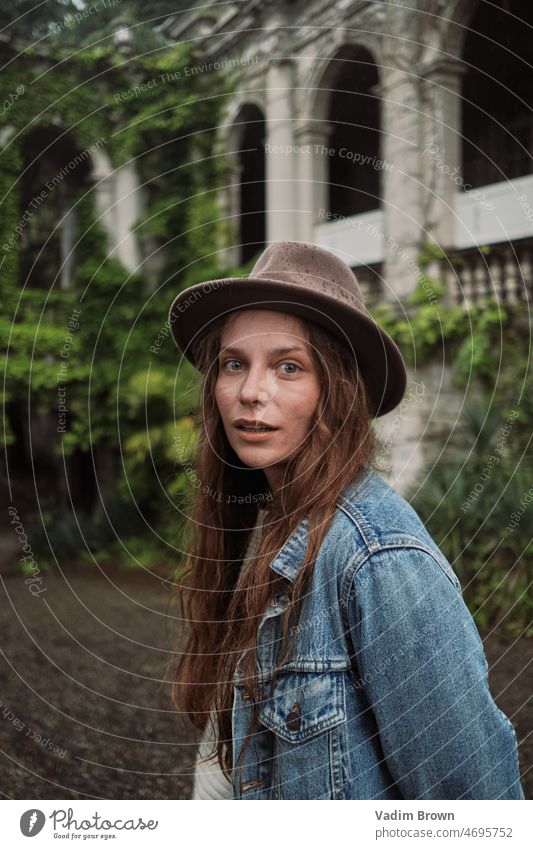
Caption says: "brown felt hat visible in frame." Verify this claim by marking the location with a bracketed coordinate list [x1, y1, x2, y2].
[168, 240, 407, 417]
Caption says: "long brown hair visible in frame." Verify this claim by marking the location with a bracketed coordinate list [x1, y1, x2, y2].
[168, 310, 382, 787]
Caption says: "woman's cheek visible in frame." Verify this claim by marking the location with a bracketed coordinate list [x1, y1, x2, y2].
[214, 381, 229, 410]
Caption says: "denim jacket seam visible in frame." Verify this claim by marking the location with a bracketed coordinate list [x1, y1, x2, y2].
[337, 502, 381, 553]
[339, 537, 461, 656]
[338, 538, 461, 639]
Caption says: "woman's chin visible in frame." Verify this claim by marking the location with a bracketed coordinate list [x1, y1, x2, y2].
[234, 446, 285, 468]
[238, 448, 276, 466]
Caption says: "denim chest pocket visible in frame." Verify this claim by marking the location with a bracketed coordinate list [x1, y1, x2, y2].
[260, 669, 347, 741]
[258, 669, 348, 798]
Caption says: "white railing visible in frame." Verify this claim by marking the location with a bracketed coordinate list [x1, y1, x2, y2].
[440, 241, 533, 307]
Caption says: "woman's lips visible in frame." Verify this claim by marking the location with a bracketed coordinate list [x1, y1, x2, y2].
[234, 425, 278, 442]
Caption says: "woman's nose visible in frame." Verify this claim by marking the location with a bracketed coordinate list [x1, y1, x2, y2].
[238, 367, 272, 404]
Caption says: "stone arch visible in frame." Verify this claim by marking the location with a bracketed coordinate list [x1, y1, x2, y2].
[304, 43, 383, 217]
[415, 0, 480, 70]
[19, 123, 93, 291]
[436, 0, 480, 63]
[216, 98, 266, 264]
[16, 121, 143, 281]
[302, 36, 383, 124]
[221, 95, 267, 150]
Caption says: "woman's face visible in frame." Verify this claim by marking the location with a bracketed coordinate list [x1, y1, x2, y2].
[214, 309, 321, 492]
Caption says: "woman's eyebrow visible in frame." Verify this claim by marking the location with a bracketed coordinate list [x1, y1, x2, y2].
[218, 345, 308, 357]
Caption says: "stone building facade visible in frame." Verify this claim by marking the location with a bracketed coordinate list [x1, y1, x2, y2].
[163, 0, 532, 490]
[165, 0, 532, 308]
[2, 3, 531, 499]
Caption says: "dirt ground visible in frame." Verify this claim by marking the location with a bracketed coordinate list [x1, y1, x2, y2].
[0, 564, 531, 800]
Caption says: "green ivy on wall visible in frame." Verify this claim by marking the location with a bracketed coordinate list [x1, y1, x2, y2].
[1, 37, 233, 478]
[373, 245, 533, 636]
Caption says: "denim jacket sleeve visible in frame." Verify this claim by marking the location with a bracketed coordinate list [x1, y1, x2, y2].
[346, 544, 525, 799]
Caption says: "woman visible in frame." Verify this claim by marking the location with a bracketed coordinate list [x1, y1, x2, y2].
[168, 241, 525, 800]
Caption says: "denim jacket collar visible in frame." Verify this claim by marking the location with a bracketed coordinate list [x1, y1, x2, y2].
[269, 466, 375, 585]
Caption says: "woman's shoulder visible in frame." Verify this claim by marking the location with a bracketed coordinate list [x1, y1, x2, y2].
[324, 468, 459, 587]
[334, 468, 434, 546]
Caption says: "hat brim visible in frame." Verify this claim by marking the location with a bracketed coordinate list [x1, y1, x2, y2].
[168, 276, 406, 417]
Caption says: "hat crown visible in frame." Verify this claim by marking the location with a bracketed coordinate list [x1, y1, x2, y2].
[251, 241, 365, 311]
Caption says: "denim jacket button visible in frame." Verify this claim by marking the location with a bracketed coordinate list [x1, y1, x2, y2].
[274, 594, 290, 606]
[286, 702, 302, 731]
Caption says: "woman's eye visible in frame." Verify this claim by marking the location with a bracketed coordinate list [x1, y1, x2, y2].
[279, 362, 301, 375]
[221, 360, 300, 374]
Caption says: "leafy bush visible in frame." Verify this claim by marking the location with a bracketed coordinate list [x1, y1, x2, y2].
[406, 398, 532, 636]
[28, 496, 147, 569]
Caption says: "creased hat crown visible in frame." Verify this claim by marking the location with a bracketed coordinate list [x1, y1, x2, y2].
[250, 242, 366, 311]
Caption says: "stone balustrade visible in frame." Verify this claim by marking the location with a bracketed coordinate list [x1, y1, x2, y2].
[440, 241, 533, 308]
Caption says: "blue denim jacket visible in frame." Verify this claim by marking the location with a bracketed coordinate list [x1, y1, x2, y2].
[231, 467, 525, 800]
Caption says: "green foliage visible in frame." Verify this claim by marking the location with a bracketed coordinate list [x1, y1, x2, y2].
[415, 241, 450, 268]
[0, 1, 79, 38]
[372, 246, 532, 636]
[1, 35, 228, 424]
[28, 495, 145, 569]
[454, 299, 507, 379]
[406, 398, 532, 637]
[1, 28, 235, 574]
[121, 365, 200, 511]
[1, 0, 193, 47]
[370, 278, 469, 367]
[370, 252, 531, 443]
[453, 300, 533, 450]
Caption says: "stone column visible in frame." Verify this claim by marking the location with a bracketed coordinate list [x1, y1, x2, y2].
[214, 119, 241, 269]
[265, 59, 299, 243]
[114, 162, 142, 272]
[91, 149, 142, 274]
[380, 64, 422, 301]
[293, 121, 334, 243]
[375, 362, 465, 495]
[91, 148, 115, 250]
[420, 58, 467, 251]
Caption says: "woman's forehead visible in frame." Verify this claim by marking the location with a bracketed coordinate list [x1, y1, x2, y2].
[220, 309, 310, 344]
